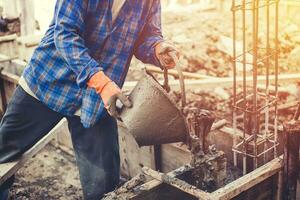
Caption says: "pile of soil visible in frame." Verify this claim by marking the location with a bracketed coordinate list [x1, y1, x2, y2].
[127, 7, 300, 81]
[9, 145, 82, 200]
[172, 85, 299, 124]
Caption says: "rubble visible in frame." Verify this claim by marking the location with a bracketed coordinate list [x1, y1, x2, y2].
[9, 145, 82, 200]
[0, 18, 20, 36]
[127, 9, 300, 82]
[172, 85, 300, 125]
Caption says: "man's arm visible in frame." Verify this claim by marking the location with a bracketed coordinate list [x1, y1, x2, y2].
[134, 0, 164, 68]
[54, 0, 131, 117]
[53, 0, 102, 88]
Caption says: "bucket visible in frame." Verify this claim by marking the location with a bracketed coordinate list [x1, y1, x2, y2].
[120, 57, 188, 146]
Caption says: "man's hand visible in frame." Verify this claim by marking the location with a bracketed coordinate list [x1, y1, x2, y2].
[88, 71, 132, 118]
[155, 41, 180, 69]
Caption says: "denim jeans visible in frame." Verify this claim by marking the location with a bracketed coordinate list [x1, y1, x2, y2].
[0, 86, 120, 199]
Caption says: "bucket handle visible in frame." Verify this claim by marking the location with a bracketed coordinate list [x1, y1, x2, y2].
[159, 52, 186, 108]
[169, 52, 186, 108]
[145, 53, 186, 108]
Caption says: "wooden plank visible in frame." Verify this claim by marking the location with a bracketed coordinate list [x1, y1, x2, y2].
[142, 167, 211, 199]
[0, 54, 27, 67]
[275, 170, 283, 200]
[211, 119, 227, 130]
[131, 165, 193, 197]
[161, 143, 191, 173]
[0, 57, 18, 64]
[0, 54, 25, 85]
[0, 119, 66, 185]
[144, 65, 217, 80]
[0, 71, 19, 85]
[118, 122, 156, 178]
[123, 73, 300, 91]
[211, 156, 284, 200]
[0, 34, 17, 43]
[16, 35, 42, 47]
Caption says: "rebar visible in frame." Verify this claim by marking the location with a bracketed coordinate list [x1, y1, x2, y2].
[231, 0, 280, 174]
[232, 0, 238, 168]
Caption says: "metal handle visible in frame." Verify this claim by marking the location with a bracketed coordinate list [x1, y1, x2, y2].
[169, 52, 186, 108]
[145, 53, 186, 108]
[163, 68, 170, 92]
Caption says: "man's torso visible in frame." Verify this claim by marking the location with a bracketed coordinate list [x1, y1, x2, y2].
[22, 0, 154, 127]
[19, 0, 127, 116]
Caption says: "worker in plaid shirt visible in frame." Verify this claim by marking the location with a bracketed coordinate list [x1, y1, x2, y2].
[0, 0, 179, 199]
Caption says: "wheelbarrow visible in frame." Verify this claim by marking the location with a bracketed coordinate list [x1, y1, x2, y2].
[119, 55, 189, 146]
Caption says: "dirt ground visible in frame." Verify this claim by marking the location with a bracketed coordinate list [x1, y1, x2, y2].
[9, 145, 82, 200]
[127, 5, 300, 81]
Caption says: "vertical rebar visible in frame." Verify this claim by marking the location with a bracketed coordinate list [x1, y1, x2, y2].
[232, 0, 238, 167]
[252, 0, 259, 170]
[264, 0, 270, 164]
[273, 0, 279, 158]
[242, 0, 247, 175]
[231, 0, 280, 173]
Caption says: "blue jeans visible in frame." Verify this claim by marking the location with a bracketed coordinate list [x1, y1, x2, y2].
[0, 86, 120, 199]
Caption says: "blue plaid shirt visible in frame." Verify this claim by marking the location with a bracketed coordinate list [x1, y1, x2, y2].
[23, 0, 164, 128]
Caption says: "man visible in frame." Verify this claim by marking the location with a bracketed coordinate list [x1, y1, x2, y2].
[0, 0, 179, 199]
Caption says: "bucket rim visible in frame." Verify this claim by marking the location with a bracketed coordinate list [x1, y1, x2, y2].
[142, 69, 189, 133]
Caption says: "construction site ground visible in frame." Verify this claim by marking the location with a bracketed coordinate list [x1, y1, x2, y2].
[5, 4, 300, 199]
[9, 145, 82, 200]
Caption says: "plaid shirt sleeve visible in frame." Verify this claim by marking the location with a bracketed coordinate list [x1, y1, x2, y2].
[54, 0, 102, 88]
[134, 0, 164, 67]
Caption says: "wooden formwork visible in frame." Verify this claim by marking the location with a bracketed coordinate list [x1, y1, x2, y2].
[0, 35, 18, 59]
[0, 54, 297, 172]
[107, 157, 283, 200]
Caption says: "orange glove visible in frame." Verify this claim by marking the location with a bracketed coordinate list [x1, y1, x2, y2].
[155, 41, 180, 69]
[87, 71, 132, 118]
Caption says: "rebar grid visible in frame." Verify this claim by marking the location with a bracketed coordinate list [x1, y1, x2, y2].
[231, 0, 280, 175]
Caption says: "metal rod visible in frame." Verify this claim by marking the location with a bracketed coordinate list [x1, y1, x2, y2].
[232, 0, 238, 167]
[231, 0, 280, 173]
[242, 0, 248, 175]
[252, 0, 259, 170]
[170, 52, 186, 108]
[273, 0, 279, 159]
[263, 0, 270, 165]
